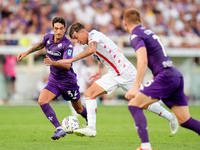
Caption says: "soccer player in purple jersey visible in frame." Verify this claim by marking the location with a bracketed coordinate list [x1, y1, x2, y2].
[17, 17, 87, 140]
[123, 8, 200, 150]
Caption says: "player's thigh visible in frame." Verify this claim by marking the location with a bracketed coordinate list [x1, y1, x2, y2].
[128, 92, 158, 108]
[85, 83, 107, 98]
[38, 89, 56, 105]
[117, 65, 137, 91]
[94, 73, 118, 95]
[171, 105, 190, 124]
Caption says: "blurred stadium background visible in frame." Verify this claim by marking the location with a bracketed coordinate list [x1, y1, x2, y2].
[0, 0, 200, 105]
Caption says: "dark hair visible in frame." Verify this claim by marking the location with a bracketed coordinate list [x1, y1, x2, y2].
[52, 17, 66, 27]
[69, 22, 85, 38]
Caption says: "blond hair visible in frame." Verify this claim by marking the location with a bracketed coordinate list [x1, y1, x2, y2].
[123, 8, 141, 25]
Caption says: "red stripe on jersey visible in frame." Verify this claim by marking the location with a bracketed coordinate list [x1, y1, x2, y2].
[85, 98, 96, 100]
[96, 51, 120, 76]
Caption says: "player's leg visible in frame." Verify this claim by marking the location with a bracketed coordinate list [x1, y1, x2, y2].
[74, 83, 106, 137]
[121, 66, 178, 134]
[128, 92, 158, 150]
[71, 98, 87, 122]
[85, 82, 107, 127]
[74, 73, 118, 137]
[62, 87, 87, 123]
[38, 89, 66, 140]
[166, 76, 200, 135]
[68, 101, 79, 117]
[146, 101, 179, 134]
[171, 105, 200, 135]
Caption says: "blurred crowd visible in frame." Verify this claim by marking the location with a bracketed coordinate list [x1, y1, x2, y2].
[0, 0, 200, 47]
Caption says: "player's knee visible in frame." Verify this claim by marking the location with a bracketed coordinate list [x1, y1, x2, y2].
[84, 90, 92, 98]
[38, 99, 46, 105]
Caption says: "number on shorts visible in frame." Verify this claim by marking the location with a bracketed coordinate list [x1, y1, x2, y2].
[67, 90, 78, 98]
[144, 79, 154, 87]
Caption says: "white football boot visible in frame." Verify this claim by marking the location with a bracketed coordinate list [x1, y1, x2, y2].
[169, 113, 179, 134]
[74, 126, 97, 137]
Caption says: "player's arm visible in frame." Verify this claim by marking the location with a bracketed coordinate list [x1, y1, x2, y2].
[97, 60, 103, 72]
[125, 46, 148, 100]
[57, 41, 97, 65]
[72, 41, 97, 62]
[89, 60, 103, 83]
[134, 47, 148, 89]
[17, 41, 45, 61]
[44, 55, 71, 69]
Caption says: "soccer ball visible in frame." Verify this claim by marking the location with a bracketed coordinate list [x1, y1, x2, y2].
[62, 116, 79, 133]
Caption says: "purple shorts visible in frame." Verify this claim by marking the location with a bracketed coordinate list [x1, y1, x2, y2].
[140, 74, 188, 109]
[44, 81, 80, 101]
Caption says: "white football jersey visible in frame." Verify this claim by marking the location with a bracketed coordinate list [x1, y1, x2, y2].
[88, 30, 132, 76]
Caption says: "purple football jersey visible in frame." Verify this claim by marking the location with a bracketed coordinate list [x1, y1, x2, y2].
[130, 25, 188, 108]
[42, 33, 78, 89]
[130, 25, 182, 77]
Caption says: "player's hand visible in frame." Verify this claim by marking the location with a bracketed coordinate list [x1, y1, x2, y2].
[89, 70, 103, 83]
[57, 59, 72, 64]
[44, 55, 54, 66]
[17, 52, 28, 61]
[125, 88, 138, 100]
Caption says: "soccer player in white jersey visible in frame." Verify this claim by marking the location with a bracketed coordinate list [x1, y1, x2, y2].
[58, 22, 178, 137]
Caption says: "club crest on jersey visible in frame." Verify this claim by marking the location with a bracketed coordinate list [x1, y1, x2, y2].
[130, 34, 138, 40]
[68, 49, 72, 56]
[89, 33, 94, 39]
[58, 43, 62, 48]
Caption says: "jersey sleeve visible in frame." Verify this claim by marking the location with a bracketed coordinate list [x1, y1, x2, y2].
[63, 42, 74, 59]
[88, 30, 99, 44]
[130, 34, 146, 51]
[41, 33, 49, 46]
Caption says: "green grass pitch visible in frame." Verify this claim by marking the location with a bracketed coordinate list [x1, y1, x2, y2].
[0, 103, 199, 150]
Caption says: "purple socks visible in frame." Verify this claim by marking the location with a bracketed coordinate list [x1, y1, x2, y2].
[128, 105, 149, 143]
[181, 117, 200, 135]
[40, 103, 87, 128]
[81, 105, 87, 121]
[40, 103, 61, 128]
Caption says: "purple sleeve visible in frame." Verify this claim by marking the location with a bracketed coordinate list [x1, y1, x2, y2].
[63, 45, 74, 59]
[41, 34, 48, 46]
[130, 37, 146, 51]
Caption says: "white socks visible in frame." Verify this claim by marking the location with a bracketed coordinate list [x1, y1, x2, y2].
[147, 101, 172, 121]
[141, 142, 152, 150]
[85, 97, 97, 130]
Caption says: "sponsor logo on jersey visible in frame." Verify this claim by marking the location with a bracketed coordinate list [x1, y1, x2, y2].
[162, 60, 173, 67]
[130, 34, 138, 40]
[144, 29, 154, 35]
[58, 43, 62, 48]
[46, 49, 61, 56]
[68, 49, 72, 56]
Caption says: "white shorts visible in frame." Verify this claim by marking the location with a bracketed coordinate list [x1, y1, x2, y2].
[95, 65, 138, 94]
